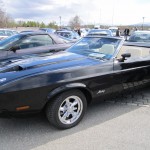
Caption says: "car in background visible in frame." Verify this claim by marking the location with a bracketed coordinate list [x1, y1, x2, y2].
[80, 28, 88, 37]
[57, 35, 77, 43]
[20, 30, 37, 33]
[39, 28, 56, 33]
[0, 29, 18, 40]
[85, 28, 90, 32]
[128, 31, 150, 43]
[87, 29, 113, 36]
[94, 25, 100, 29]
[108, 27, 118, 36]
[55, 30, 80, 41]
[0, 32, 72, 60]
[20, 30, 76, 43]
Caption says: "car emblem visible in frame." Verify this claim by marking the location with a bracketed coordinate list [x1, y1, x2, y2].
[97, 90, 105, 94]
[0, 78, 6, 83]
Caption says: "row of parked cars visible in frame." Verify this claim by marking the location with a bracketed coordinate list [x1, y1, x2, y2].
[0, 27, 150, 129]
[0, 29, 18, 40]
[1, 27, 111, 42]
[1, 27, 149, 42]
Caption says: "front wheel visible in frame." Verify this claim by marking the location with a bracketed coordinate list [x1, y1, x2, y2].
[46, 90, 87, 129]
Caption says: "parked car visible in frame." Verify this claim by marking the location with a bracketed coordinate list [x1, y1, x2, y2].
[0, 36, 150, 129]
[39, 28, 56, 33]
[108, 27, 118, 36]
[55, 30, 80, 40]
[87, 29, 113, 36]
[124, 41, 150, 47]
[80, 28, 88, 37]
[0, 29, 18, 40]
[20, 30, 37, 33]
[56, 35, 77, 43]
[128, 30, 150, 42]
[0, 32, 72, 60]
[94, 25, 100, 29]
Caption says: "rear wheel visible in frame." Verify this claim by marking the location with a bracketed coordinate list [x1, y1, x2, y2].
[46, 90, 87, 129]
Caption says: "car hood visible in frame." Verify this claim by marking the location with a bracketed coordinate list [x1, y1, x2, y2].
[0, 51, 99, 73]
[124, 41, 150, 48]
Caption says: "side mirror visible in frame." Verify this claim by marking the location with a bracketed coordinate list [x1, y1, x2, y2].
[121, 53, 131, 58]
[119, 53, 131, 62]
[10, 45, 20, 53]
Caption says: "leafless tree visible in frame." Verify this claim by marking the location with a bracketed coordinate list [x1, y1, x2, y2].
[0, 0, 6, 27]
[0, 0, 15, 28]
[69, 15, 82, 29]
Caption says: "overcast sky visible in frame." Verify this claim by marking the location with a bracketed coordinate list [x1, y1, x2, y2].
[4, 0, 150, 25]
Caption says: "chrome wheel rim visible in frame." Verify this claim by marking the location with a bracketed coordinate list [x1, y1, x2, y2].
[58, 96, 83, 125]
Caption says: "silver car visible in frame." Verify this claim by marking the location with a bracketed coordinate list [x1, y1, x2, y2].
[0, 29, 18, 40]
[128, 30, 150, 42]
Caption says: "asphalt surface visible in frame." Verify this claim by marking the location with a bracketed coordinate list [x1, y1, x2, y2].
[0, 88, 150, 150]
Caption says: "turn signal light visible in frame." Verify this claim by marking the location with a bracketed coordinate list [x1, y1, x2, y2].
[16, 106, 30, 111]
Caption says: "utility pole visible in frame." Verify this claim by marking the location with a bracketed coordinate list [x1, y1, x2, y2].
[142, 17, 145, 30]
[112, 7, 114, 26]
[99, 8, 101, 28]
[59, 16, 61, 29]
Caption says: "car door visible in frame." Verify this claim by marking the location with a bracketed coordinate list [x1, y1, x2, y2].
[0, 50, 9, 60]
[88, 60, 114, 99]
[113, 46, 150, 94]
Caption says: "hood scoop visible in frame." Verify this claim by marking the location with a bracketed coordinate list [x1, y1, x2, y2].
[0, 59, 22, 66]
[0, 65, 24, 73]
[0, 52, 85, 73]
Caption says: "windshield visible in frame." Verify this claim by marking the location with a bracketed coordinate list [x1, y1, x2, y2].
[56, 32, 72, 38]
[0, 34, 22, 50]
[109, 29, 117, 33]
[67, 37, 121, 60]
[57, 35, 72, 43]
[88, 30, 112, 36]
[129, 32, 150, 42]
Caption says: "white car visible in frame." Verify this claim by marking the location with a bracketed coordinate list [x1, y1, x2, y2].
[80, 28, 88, 37]
[0, 29, 18, 40]
[109, 27, 118, 36]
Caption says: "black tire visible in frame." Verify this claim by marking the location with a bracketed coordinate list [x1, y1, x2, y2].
[46, 89, 87, 129]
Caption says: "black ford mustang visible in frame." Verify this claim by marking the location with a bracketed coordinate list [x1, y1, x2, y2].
[0, 36, 150, 129]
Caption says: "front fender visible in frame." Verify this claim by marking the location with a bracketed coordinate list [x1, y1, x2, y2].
[47, 83, 89, 100]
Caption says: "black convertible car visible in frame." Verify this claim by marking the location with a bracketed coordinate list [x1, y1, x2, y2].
[0, 36, 150, 129]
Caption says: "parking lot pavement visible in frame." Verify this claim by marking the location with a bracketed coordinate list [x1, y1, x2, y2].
[0, 88, 150, 150]
[105, 88, 150, 107]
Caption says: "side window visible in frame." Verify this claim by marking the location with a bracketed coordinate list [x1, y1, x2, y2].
[13, 31, 18, 34]
[17, 35, 54, 49]
[0, 30, 5, 36]
[64, 33, 71, 38]
[5, 31, 13, 36]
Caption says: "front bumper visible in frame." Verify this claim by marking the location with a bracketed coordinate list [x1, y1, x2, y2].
[0, 109, 41, 118]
